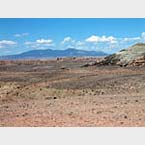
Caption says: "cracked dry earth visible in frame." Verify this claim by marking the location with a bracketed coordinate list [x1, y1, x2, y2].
[0, 58, 145, 127]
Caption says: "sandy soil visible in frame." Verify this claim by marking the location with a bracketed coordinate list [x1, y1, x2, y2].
[0, 58, 145, 127]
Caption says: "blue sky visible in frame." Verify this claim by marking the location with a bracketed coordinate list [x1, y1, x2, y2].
[0, 18, 145, 56]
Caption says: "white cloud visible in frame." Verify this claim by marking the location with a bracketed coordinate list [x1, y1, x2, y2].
[25, 39, 54, 46]
[36, 39, 53, 44]
[86, 35, 117, 43]
[123, 37, 140, 42]
[0, 40, 16, 45]
[24, 38, 54, 50]
[108, 37, 118, 44]
[86, 35, 99, 42]
[14, 33, 29, 37]
[60, 37, 76, 49]
[24, 41, 33, 45]
[76, 41, 85, 46]
[0, 40, 17, 49]
[141, 32, 145, 39]
[62, 37, 71, 43]
[61, 37, 75, 44]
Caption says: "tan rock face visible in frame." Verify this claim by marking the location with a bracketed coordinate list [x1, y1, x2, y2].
[128, 55, 145, 66]
[101, 43, 145, 67]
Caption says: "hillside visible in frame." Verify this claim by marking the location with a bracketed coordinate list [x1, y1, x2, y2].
[0, 48, 107, 60]
[101, 43, 145, 66]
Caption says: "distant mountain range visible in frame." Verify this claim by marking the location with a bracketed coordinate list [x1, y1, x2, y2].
[0, 48, 108, 60]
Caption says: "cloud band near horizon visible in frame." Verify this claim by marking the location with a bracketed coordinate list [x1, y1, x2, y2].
[0, 32, 145, 55]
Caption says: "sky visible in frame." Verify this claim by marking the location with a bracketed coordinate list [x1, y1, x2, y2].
[0, 18, 145, 56]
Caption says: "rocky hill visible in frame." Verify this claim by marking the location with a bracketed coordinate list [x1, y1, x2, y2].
[101, 43, 145, 67]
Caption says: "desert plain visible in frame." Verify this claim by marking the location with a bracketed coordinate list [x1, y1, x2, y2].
[0, 57, 145, 127]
